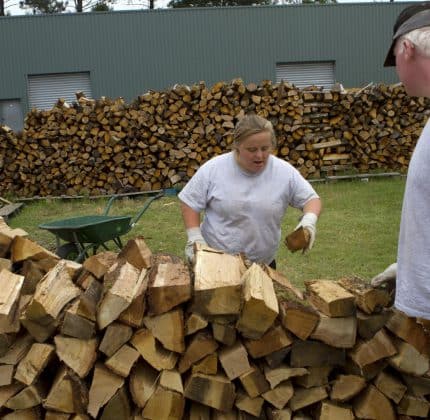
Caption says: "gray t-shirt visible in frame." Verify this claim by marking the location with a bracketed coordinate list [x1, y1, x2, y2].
[178, 152, 319, 264]
[396, 118, 430, 319]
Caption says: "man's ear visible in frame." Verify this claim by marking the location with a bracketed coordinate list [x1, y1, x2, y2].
[403, 39, 416, 61]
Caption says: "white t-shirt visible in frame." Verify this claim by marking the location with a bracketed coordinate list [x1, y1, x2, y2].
[178, 152, 319, 264]
[396, 118, 430, 319]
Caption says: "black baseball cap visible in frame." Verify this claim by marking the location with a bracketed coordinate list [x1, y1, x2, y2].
[384, 3, 430, 67]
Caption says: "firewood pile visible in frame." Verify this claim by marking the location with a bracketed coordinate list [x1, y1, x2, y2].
[1, 218, 430, 419]
[0, 80, 429, 198]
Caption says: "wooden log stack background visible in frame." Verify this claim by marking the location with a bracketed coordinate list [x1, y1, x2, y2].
[1, 218, 430, 419]
[1, 79, 430, 198]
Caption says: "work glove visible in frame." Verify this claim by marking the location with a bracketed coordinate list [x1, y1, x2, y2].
[185, 227, 207, 264]
[371, 262, 397, 287]
[295, 212, 318, 252]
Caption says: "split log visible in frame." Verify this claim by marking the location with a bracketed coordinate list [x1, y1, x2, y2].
[0, 364, 14, 386]
[5, 383, 46, 410]
[374, 370, 407, 404]
[290, 340, 345, 368]
[319, 401, 354, 420]
[235, 263, 278, 339]
[239, 366, 270, 397]
[397, 394, 430, 417]
[10, 236, 58, 265]
[129, 360, 158, 408]
[143, 307, 185, 353]
[14, 343, 55, 385]
[97, 261, 143, 329]
[0, 269, 24, 334]
[385, 309, 430, 358]
[329, 374, 366, 402]
[23, 260, 81, 326]
[389, 339, 430, 376]
[178, 331, 218, 373]
[279, 300, 319, 340]
[193, 246, 245, 315]
[212, 322, 236, 346]
[87, 363, 124, 418]
[82, 252, 117, 280]
[349, 329, 397, 368]
[100, 386, 131, 420]
[0, 333, 34, 365]
[60, 301, 96, 340]
[184, 373, 236, 412]
[147, 254, 191, 315]
[304, 280, 355, 317]
[309, 315, 356, 348]
[191, 353, 218, 375]
[159, 369, 183, 394]
[243, 325, 293, 359]
[357, 309, 392, 339]
[130, 328, 178, 371]
[99, 322, 133, 357]
[263, 364, 307, 389]
[54, 336, 98, 378]
[142, 386, 185, 420]
[218, 341, 251, 380]
[43, 366, 88, 414]
[262, 381, 294, 410]
[337, 276, 391, 314]
[0, 217, 27, 257]
[104, 344, 140, 377]
[353, 384, 396, 420]
[235, 390, 264, 417]
[294, 366, 332, 388]
[117, 236, 152, 270]
[288, 385, 328, 412]
[185, 313, 208, 336]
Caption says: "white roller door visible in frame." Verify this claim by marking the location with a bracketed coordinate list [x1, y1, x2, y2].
[28, 72, 92, 111]
[276, 62, 335, 90]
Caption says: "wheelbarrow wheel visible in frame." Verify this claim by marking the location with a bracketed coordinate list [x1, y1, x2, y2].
[56, 243, 80, 261]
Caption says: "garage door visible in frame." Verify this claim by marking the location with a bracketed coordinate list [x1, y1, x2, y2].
[28, 72, 92, 111]
[276, 62, 335, 90]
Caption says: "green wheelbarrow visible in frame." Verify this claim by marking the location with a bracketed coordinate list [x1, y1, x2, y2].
[39, 188, 178, 262]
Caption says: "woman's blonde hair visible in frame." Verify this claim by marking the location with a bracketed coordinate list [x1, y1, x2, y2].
[232, 114, 277, 148]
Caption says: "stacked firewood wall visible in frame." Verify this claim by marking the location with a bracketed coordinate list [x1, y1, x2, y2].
[1, 219, 430, 419]
[1, 80, 429, 198]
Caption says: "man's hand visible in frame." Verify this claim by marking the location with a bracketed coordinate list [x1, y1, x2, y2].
[295, 212, 318, 252]
[185, 227, 207, 264]
[371, 262, 397, 287]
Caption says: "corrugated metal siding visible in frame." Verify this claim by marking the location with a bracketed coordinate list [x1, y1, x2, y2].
[0, 3, 416, 112]
[28, 73, 92, 110]
[0, 100, 23, 132]
[276, 62, 335, 89]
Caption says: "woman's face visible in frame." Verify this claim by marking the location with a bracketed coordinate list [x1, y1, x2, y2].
[235, 131, 273, 174]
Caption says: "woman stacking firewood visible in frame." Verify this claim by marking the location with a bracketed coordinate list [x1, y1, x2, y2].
[178, 114, 322, 266]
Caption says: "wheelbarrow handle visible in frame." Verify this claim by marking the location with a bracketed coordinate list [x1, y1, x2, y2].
[131, 191, 165, 227]
[104, 195, 119, 215]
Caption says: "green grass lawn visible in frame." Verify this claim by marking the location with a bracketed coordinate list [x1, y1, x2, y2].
[9, 176, 405, 288]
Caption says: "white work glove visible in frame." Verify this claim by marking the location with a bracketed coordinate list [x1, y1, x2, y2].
[295, 212, 318, 252]
[185, 227, 207, 264]
[371, 262, 397, 287]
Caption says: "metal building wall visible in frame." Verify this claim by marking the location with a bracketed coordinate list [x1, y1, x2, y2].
[0, 2, 413, 112]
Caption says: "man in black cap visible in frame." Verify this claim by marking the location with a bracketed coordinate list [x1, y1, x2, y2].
[372, 3, 430, 323]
